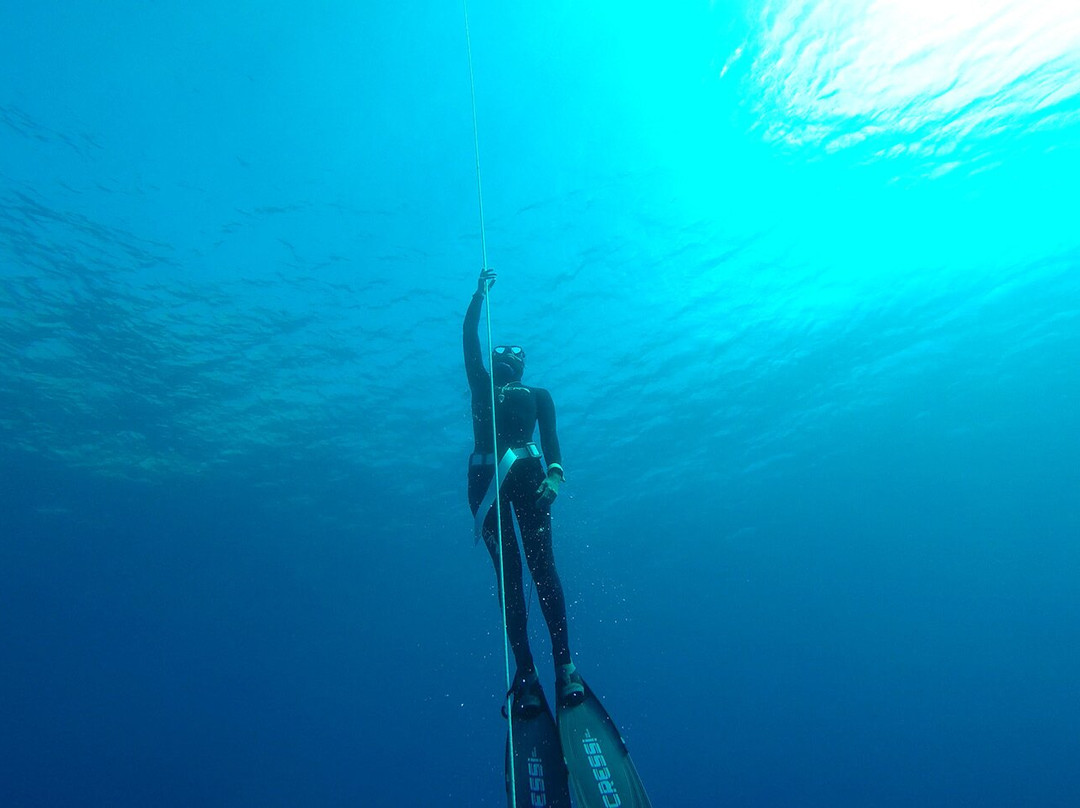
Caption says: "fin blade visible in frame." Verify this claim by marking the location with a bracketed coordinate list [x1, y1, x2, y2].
[506, 688, 572, 808]
[557, 680, 653, 808]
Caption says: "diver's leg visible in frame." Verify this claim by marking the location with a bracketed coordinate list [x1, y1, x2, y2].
[470, 463, 534, 675]
[517, 496, 584, 705]
[515, 496, 571, 667]
[482, 506, 534, 675]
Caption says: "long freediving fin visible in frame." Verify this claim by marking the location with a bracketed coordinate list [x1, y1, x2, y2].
[505, 685, 571, 808]
[557, 679, 653, 808]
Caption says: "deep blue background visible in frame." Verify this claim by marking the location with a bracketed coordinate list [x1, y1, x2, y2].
[3, 1, 1080, 805]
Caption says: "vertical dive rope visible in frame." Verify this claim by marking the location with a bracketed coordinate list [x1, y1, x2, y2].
[463, 1, 518, 804]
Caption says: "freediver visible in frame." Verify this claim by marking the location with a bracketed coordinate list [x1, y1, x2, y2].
[464, 267, 585, 716]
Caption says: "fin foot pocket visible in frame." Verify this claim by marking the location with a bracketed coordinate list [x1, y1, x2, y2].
[505, 668, 544, 719]
[556, 663, 585, 708]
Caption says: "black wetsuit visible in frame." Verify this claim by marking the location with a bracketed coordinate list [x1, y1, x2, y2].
[464, 291, 571, 673]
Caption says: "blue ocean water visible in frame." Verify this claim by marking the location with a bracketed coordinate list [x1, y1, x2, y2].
[2, 1, 1079, 805]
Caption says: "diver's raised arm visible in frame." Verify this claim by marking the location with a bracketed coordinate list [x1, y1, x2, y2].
[464, 268, 496, 389]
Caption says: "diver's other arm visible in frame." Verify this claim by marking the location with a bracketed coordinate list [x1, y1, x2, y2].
[536, 464, 563, 506]
[535, 387, 564, 506]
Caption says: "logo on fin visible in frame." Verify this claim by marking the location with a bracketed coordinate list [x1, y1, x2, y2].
[582, 730, 621, 807]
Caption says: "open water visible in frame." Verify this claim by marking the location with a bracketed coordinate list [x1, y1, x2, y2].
[2, 1, 1079, 805]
